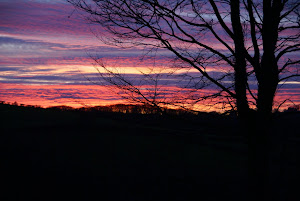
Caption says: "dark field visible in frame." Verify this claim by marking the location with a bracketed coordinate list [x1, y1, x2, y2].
[1, 103, 300, 201]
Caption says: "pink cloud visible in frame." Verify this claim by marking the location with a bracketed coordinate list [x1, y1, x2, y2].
[1, 83, 299, 112]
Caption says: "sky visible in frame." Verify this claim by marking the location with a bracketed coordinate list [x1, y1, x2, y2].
[0, 0, 171, 108]
[0, 0, 299, 111]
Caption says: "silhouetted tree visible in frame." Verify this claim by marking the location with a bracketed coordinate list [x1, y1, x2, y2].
[68, 0, 299, 118]
[68, 0, 300, 200]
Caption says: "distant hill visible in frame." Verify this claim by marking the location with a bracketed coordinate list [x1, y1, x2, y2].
[0, 101, 237, 135]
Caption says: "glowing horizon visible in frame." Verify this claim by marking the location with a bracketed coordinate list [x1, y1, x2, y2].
[1, 0, 299, 112]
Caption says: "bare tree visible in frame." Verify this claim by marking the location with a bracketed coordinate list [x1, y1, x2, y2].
[90, 56, 224, 113]
[68, 0, 300, 200]
[68, 0, 299, 118]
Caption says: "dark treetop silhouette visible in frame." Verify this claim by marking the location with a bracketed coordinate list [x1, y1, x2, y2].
[68, 0, 300, 118]
[68, 0, 300, 200]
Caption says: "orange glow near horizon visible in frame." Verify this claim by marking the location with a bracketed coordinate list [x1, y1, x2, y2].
[1, 83, 299, 112]
[0, 84, 122, 108]
[0, 83, 223, 112]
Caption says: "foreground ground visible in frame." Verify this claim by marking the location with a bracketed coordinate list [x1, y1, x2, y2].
[1, 103, 300, 200]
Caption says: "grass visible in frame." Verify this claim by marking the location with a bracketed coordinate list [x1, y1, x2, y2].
[1, 103, 299, 200]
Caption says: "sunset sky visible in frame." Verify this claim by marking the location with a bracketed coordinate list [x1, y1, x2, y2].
[1, 0, 299, 111]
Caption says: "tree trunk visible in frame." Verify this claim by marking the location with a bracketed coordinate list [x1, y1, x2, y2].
[230, 0, 250, 120]
[247, 43, 279, 199]
[252, 54, 279, 200]
[257, 55, 278, 120]
[235, 64, 250, 119]
[247, 1, 282, 199]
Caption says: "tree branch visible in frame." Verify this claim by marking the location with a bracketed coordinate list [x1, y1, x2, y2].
[209, 0, 235, 39]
